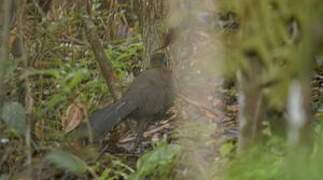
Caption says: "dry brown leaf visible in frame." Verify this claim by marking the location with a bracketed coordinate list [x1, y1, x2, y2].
[62, 102, 86, 133]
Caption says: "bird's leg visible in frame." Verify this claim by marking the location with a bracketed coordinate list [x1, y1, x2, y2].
[135, 120, 148, 153]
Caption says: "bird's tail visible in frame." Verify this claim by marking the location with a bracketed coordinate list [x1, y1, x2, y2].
[70, 99, 136, 140]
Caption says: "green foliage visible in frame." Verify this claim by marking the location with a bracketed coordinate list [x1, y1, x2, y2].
[223, 136, 285, 179]
[1, 0, 148, 179]
[223, 122, 323, 180]
[224, 146, 284, 180]
[224, 142, 323, 180]
[22, 35, 143, 134]
[3, 0, 321, 179]
[98, 159, 134, 180]
[219, 0, 323, 109]
[106, 35, 144, 77]
[129, 142, 181, 180]
[1, 102, 26, 136]
[0, 175, 8, 180]
[219, 141, 235, 158]
[46, 150, 88, 174]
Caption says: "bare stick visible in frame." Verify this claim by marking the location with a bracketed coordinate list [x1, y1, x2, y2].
[84, 17, 118, 101]
[0, 0, 13, 108]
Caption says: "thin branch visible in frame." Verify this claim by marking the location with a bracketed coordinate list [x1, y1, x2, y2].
[84, 17, 118, 100]
[0, 0, 13, 108]
[18, 0, 33, 178]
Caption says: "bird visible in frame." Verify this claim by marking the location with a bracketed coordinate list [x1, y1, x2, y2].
[71, 52, 174, 148]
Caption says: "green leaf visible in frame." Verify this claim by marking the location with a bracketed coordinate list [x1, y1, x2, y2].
[46, 150, 88, 174]
[21, 69, 61, 79]
[0, 174, 8, 180]
[219, 142, 235, 157]
[129, 143, 181, 180]
[1, 102, 26, 135]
